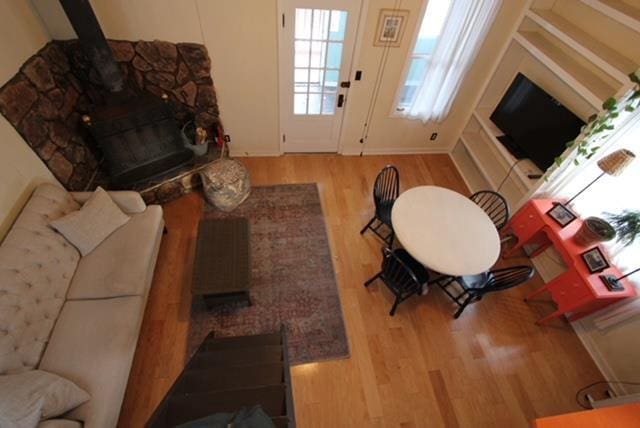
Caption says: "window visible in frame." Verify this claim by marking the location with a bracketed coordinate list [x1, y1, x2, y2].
[566, 121, 640, 281]
[396, 0, 451, 112]
[542, 107, 640, 327]
[394, 0, 501, 122]
[294, 8, 347, 115]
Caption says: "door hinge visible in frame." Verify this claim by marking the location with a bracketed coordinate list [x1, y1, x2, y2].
[282, 134, 286, 143]
[282, 13, 285, 28]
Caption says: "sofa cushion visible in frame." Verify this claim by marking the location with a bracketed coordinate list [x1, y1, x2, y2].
[37, 420, 83, 428]
[66, 205, 164, 300]
[0, 184, 80, 375]
[38, 296, 146, 428]
[50, 187, 130, 256]
[71, 191, 146, 214]
[0, 369, 89, 427]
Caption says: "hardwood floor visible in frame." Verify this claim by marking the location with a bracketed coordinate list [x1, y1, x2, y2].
[118, 154, 604, 428]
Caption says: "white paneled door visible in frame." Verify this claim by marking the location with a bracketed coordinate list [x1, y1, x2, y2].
[278, 0, 361, 152]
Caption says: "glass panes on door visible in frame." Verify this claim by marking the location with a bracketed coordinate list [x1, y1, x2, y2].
[294, 9, 347, 115]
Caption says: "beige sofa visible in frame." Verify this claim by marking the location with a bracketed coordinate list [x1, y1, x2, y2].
[0, 183, 165, 427]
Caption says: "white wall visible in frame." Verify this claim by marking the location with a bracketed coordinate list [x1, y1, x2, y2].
[31, 0, 281, 157]
[576, 311, 640, 394]
[31, 0, 528, 157]
[0, 0, 56, 239]
[31, 0, 202, 42]
[340, 0, 530, 155]
[197, 0, 281, 156]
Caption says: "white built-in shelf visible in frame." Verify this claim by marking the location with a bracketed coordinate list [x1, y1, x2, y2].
[452, 141, 492, 193]
[514, 30, 617, 109]
[528, 9, 637, 85]
[472, 107, 542, 191]
[452, 0, 636, 212]
[460, 132, 499, 190]
[580, 0, 640, 33]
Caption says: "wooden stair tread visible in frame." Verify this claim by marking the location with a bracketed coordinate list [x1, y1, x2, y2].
[188, 345, 283, 369]
[146, 329, 295, 427]
[177, 363, 285, 393]
[272, 416, 291, 428]
[201, 332, 282, 350]
[165, 385, 288, 427]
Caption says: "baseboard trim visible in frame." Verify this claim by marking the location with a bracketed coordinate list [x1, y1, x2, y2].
[229, 150, 281, 157]
[529, 256, 628, 395]
[572, 320, 628, 395]
[229, 148, 451, 157]
[341, 147, 450, 155]
[340, 149, 363, 156]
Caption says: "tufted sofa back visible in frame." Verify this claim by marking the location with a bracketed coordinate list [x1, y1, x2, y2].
[0, 183, 81, 374]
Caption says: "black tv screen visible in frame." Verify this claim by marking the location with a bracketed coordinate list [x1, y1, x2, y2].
[490, 73, 585, 171]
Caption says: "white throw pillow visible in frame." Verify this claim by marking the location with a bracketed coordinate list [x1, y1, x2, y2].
[49, 187, 130, 256]
[0, 369, 90, 428]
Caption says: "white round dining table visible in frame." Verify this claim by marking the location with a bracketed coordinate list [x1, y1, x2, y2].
[391, 186, 500, 276]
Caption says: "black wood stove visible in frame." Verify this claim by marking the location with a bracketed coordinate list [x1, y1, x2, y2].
[59, 0, 193, 188]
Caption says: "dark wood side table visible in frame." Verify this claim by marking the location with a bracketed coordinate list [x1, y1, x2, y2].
[192, 217, 251, 309]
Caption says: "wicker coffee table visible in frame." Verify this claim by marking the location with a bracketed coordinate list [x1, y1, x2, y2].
[192, 217, 251, 309]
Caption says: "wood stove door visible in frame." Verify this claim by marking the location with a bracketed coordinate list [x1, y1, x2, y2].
[278, 0, 361, 153]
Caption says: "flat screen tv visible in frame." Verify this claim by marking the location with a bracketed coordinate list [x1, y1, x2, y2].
[490, 73, 585, 171]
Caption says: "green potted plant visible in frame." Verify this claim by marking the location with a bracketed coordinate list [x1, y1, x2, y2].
[605, 210, 640, 247]
[573, 216, 616, 247]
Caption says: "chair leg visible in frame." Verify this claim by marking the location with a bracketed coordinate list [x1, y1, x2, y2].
[364, 272, 381, 287]
[437, 277, 459, 302]
[454, 295, 473, 318]
[360, 217, 376, 235]
[389, 296, 401, 316]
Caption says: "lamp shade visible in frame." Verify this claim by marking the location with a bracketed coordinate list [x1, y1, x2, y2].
[597, 149, 636, 176]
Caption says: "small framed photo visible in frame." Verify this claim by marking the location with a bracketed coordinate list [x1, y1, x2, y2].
[546, 203, 577, 227]
[374, 9, 409, 47]
[581, 247, 610, 274]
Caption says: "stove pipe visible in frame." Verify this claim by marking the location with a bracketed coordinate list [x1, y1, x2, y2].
[58, 0, 124, 93]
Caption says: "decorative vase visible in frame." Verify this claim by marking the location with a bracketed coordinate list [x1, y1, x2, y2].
[573, 217, 616, 247]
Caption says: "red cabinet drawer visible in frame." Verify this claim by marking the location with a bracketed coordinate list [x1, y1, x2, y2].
[551, 280, 590, 310]
[509, 203, 545, 241]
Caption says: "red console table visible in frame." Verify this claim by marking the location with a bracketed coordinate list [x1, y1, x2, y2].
[503, 199, 636, 324]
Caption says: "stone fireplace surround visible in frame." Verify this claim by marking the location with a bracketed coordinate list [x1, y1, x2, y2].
[0, 38, 221, 203]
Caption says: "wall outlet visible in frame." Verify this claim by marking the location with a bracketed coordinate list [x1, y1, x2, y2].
[430, 133, 438, 141]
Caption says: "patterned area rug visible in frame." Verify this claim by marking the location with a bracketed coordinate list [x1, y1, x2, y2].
[188, 183, 350, 365]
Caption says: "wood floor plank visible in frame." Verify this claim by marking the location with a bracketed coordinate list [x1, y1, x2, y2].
[117, 154, 604, 428]
[429, 369, 461, 428]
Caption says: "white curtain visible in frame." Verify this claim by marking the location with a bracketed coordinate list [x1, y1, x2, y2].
[407, 0, 501, 123]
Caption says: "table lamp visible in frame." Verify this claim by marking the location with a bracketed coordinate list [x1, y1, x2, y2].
[566, 149, 636, 205]
[600, 267, 640, 291]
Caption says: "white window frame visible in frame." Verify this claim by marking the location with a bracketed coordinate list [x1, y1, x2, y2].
[390, 0, 429, 118]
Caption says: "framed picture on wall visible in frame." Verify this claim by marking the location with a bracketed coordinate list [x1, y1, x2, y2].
[374, 9, 410, 47]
